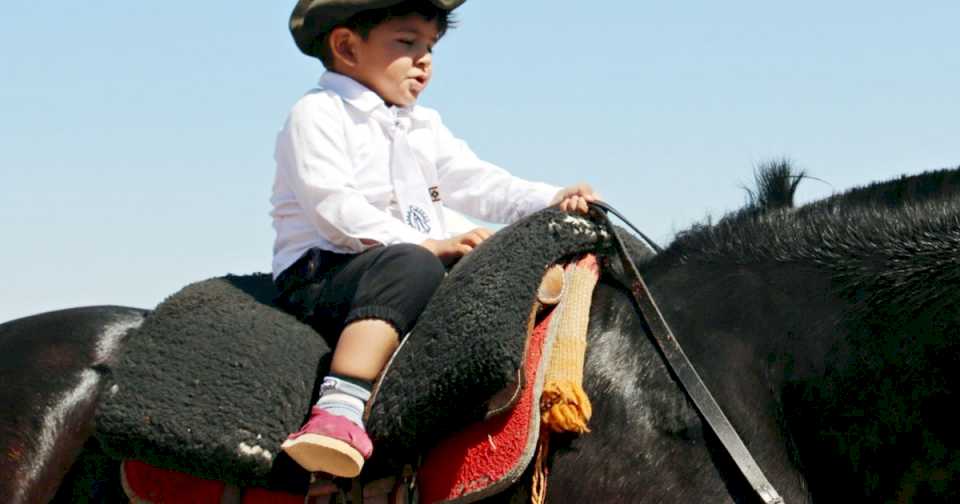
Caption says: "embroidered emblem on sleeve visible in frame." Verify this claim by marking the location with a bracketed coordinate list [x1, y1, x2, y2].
[406, 205, 432, 234]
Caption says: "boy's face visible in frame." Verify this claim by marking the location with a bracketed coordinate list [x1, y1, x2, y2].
[337, 15, 440, 107]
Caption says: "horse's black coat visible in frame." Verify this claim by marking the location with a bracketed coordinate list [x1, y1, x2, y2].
[620, 166, 960, 502]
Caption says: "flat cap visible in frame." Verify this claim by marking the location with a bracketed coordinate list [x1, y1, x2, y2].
[291, 0, 466, 57]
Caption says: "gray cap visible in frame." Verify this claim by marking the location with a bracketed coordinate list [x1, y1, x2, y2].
[290, 0, 466, 58]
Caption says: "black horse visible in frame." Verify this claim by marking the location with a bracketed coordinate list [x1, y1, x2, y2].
[3, 166, 960, 503]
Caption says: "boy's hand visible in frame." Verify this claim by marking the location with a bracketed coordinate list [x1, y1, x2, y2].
[421, 228, 494, 266]
[551, 183, 600, 214]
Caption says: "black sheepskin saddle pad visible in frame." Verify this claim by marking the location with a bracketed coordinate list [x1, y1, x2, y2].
[95, 273, 325, 490]
[95, 208, 613, 488]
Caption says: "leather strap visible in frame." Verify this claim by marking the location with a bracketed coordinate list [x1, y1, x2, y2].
[591, 202, 784, 504]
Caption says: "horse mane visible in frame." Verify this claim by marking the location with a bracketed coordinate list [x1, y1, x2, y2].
[653, 165, 960, 311]
[808, 166, 960, 210]
[741, 158, 807, 214]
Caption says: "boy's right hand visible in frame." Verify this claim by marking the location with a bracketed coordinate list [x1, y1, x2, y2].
[421, 228, 493, 266]
[551, 182, 600, 214]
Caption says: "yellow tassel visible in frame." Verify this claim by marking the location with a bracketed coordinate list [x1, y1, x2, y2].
[540, 381, 592, 433]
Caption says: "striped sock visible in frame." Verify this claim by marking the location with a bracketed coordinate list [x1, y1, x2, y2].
[315, 374, 373, 428]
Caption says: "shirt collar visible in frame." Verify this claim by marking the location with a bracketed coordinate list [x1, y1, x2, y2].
[318, 71, 431, 124]
[318, 71, 384, 114]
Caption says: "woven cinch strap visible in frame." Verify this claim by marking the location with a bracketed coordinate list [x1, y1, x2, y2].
[531, 254, 600, 504]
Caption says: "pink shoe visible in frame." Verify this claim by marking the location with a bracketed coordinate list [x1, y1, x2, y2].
[281, 407, 373, 478]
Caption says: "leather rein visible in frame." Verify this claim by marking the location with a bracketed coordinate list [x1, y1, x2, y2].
[590, 201, 784, 504]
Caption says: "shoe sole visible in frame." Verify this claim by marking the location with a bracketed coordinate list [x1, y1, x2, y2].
[281, 434, 365, 478]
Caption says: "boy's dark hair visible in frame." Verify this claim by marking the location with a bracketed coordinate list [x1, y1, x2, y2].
[318, 0, 455, 69]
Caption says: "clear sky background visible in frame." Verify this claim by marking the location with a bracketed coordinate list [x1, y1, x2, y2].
[2, 1, 957, 323]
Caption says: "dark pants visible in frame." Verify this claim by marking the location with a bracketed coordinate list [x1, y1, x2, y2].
[275, 244, 445, 346]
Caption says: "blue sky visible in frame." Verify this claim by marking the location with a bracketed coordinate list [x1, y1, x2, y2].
[2, 1, 958, 323]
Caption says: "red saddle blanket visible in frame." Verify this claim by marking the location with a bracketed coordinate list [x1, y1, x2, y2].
[121, 459, 304, 504]
[120, 309, 555, 504]
[417, 307, 554, 502]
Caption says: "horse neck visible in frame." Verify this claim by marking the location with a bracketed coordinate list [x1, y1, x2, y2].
[540, 279, 742, 503]
[645, 259, 845, 388]
[640, 259, 844, 502]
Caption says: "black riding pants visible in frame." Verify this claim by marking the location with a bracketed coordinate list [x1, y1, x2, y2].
[274, 243, 445, 345]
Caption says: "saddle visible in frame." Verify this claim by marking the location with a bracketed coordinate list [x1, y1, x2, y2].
[97, 208, 629, 501]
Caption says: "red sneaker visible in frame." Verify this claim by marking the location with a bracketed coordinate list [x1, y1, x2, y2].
[281, 407, 373, 478]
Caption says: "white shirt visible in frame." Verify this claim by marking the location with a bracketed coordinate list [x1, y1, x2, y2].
[270, 72, 560, 278]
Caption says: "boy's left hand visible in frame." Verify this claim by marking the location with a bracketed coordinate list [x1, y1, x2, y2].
[551, 183, 600, 214]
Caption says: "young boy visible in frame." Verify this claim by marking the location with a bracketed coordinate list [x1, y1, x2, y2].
[273, 0, 598, 478]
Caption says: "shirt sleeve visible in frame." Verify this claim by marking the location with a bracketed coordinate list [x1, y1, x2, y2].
[441, 206, 479, 236]
[276, 96, 429, 252]
[431, 114, 561, 224]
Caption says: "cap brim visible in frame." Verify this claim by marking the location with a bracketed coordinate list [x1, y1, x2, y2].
[429, 0, 465, 8]
[291, 0, 466, 57]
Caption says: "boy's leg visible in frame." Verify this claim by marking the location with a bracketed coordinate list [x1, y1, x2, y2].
[331, 319, 399, 380]
[281, 243, 445, 477]
[307, 320, 397, 432]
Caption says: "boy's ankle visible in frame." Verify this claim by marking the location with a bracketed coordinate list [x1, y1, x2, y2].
[314, 374, 373, 428]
